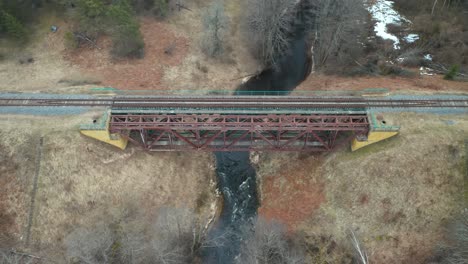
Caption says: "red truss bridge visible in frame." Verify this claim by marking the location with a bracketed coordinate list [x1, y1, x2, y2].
[109, 113, 370, 151]
[1, 95, 467, 151]
[103, 95, 465, 151]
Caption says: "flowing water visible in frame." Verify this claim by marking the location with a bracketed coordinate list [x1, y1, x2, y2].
[203, 152, 258, 263]
[204, 2, 314, 263]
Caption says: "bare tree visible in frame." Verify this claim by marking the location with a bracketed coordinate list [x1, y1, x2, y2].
[242, 0, 297, 69]
[139, 207, 204, 264]
[348, 230, 369, 264]
[311, 0, 368, 70]
[64, 223, 115, 264]
[63, 207, 210, 264]
[201, 0, 228, 58]
[237, 218, 306, 264]
[430, 0, 465, 14]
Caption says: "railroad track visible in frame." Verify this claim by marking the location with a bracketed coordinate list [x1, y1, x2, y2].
[0, 96, 467, 109]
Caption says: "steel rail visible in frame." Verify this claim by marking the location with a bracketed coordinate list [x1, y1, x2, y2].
[1, 97, 468, 103]
[0, 97, 467, 108]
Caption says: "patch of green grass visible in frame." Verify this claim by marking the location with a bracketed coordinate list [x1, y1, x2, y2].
[444, 65, 459, 80]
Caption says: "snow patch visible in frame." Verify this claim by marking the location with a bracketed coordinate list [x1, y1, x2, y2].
[420, 67, 435, 76]
[424, 54, 433, 61]
[404, 34, 419, 43]
[367, 0, 409, 49]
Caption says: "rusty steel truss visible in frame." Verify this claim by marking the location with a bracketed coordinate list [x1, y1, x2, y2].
[109, 113, 370, 151]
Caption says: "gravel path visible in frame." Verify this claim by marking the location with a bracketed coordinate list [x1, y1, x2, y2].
[0, 93, 98, 115]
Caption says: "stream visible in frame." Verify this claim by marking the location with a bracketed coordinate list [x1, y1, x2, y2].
[204, 2, 314, 263]
[204, 0, 422, 262]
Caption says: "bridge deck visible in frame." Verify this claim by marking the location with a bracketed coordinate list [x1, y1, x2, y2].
[109, 113, 370, 151]
[1, 95, 467, 113]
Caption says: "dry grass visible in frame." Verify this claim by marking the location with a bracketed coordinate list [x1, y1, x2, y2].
[0, 12, 87, 92]
[256, 112, 468, 263]
[0, 129, 37, 249]
[64, 17, 189, 91]
[160, 0, 259, 92]
[0, 115, 65, 252]
[296, 74, 468, 94]
[57, 73, 102, 86]
[0, 113, 217, 261]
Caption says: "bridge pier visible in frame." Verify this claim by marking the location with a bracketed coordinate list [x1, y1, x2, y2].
[351, 112, 400, 151]
[79, 111, 128, 150]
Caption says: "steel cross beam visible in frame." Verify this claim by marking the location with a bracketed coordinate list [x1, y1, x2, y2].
[109, 113, 370, 152]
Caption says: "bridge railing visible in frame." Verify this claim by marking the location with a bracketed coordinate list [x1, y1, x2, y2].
[88, 87, 390, 97]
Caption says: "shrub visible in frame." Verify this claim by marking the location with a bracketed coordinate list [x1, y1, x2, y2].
[237, 218, 306, 264]
[0, 0, 36, 24]
[106, 1, 145, 58]
[75, 0, 107, 39]
[131, 0, 169, 18]
[0, 10, 28, 42]
[444, 64, 459, 80]
[131, 0, 156, 11]
[77, 0, 106, 18]
[379, 63, 416, 77]
[72, 0, 145, 58]
[152, 0, 169, 19]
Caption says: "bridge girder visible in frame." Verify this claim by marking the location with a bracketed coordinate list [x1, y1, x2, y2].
[109, 113, 370, 151]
